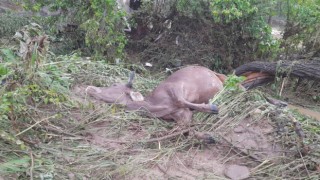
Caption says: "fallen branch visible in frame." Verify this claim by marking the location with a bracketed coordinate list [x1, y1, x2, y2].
[30, 151, 34, 180]
[101, 127, 195, 144]
[44, 126, 78, 137]
[15, 115, 56, 137]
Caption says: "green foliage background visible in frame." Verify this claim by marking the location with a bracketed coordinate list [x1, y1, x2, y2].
[17, 0, 127, 60]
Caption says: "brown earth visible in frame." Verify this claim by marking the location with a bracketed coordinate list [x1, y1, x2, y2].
[0, 1, 23, 12]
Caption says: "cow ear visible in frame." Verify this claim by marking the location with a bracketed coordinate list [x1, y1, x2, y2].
[126, 71, 135, 88]
[129, 91, 144, 101]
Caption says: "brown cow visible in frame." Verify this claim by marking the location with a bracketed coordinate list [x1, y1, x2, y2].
[85, 66, 271, 142]
[86, 66, 225, 126]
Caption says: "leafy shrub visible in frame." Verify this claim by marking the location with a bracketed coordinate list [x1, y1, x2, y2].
[21, 0, 127, 60]
[210, 0, 280, 59]
[0, 23, 70, 130]
[176, 0, 209, 17]
[0, 13, 29, 38]
[282, 0, 320, 54]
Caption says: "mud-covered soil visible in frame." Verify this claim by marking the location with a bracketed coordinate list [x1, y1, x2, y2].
[80, 116, 281, 179]
[259, 79, 320, 118]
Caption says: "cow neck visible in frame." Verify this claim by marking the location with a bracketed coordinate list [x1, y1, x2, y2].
[126, 96, 168, 117]
[126, 95, 153, 111]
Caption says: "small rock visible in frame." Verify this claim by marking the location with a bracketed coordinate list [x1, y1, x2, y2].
[234, 125, 245, 133]
[253, 108, 262, 115]
[224, 164, 250, 180]
[145, 62, 152, 67]
[68, 173, 75, 180]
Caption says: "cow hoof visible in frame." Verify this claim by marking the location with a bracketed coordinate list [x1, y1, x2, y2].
[194, 132, 216, 144]
[203, 134, 216, 144]
[210, 104, 219, 114]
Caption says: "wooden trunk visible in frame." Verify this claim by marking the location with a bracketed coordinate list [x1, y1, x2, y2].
[235, 60, 320, 81]
[235, 60, 320, 89]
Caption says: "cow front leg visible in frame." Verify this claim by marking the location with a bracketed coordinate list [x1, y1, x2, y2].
[171, 108, 215, 144]
[171, 108, 193, 127]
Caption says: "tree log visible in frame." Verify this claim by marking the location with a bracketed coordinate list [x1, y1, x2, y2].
[235, 60, 320, 81]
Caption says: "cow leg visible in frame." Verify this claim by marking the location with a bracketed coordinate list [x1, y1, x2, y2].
[171, 108, 193, 126]
[182, 101, 219, 114]
[168, 87, 219, 114]
[170, 108, 215, 144]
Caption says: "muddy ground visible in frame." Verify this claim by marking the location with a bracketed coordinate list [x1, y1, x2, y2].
[84, 116, 280, 179]
[70, 84, 310, 179]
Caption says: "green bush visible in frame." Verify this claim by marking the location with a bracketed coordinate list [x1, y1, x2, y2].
[20, 0, 127, 60]
[0, 13, 29, 38]
[0, 23, 69, 130]
[282, 0, 320, 54]
[210, 0, 280, 59]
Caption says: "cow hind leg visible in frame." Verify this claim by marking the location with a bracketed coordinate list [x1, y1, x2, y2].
[183, 101, 219, 114]
[169, 87, 219, 114]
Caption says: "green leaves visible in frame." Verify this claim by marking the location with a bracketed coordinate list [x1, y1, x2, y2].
[22, 0, 127, 60]
[0, 130, 28, 151]
[0, 156, 31, 173]
[0, 64, 9, 77]
[176, 0, 207, 17]
[210, 74, 245, 104]
[210, 0, 258, 23]
[0, 13, 29, 38]
[283, 0, 320, 53]
[0, 22, 69, 133]
[224, 74, 246, 91]
[81, 0, 127, 59]
[1, 49, 16, 62]
[209, 0, 279, 59]
[0, 48, 16, 81]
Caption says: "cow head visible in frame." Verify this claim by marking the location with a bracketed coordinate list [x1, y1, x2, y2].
[86, 71, 144, 105]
